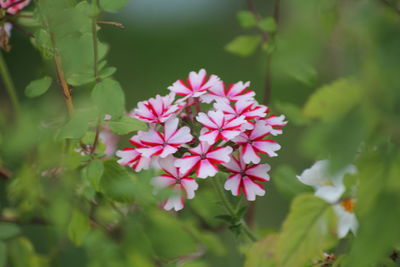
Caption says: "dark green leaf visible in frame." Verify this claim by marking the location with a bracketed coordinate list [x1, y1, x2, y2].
[225, 35, 262, 57]
[25, 76, 52, 98]
[109, 115, 147, 135]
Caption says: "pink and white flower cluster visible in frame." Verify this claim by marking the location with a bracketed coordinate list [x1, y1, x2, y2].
[117, 69, 287, 211]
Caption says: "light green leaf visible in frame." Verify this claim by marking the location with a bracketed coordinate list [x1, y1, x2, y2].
[0, 222, 21, 240]
[277, 194, 338, 267]
[225, 35, 262, 57]
[99, 0, 128, 13]
[86, 160, 104, 191]
[25, 76, 52, 98]
[237, 10, 257, 28]
[58, 114, 89, 140]
[109, 115, 147, 135]
[245, 234, 278, 267]
[91, 79, 125, 117]
[8, 237, 48, 267]
[258, 17, 277, 33]
[68, 210, 90, 246]
[99, 66, 117, 79]
[303, 78, 362, 121]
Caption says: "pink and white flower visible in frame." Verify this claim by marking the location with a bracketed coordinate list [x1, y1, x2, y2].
[168, 69, 222, 101]
[263, 115, 287, 136]
[175, 141, 232, 178]
[223, 153, 270, 201]
[196, 110, 246, 145]
[233, 120, 281, 164]
[136, 118, 193, 158]
[1, 0, 31, 14]
[152, 156, 198, 211]
[116, 135, 152, 172]
[131, 93, 179, 124]
[201, 81, 255, 103]
[214, 100, 267, 130]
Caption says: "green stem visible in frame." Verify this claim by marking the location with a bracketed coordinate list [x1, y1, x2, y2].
[0, 51, 20, 116]
[211, 176, 258, 242]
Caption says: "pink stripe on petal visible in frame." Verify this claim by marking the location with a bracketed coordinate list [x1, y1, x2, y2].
[197, 159, 218, 178]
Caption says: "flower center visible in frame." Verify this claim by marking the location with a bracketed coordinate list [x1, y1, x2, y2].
[340, 199, 355, 213]
[200, 154, 207, 160]
[217, 127, 223, 132]
[240, 170, 246, 176]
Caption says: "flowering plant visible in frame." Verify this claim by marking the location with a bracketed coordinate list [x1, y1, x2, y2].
[117, 69, 287, 211]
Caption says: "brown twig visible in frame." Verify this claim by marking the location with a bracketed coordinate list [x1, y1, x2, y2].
[9, 21, 34, 38]
[0, 216, 48, 225]
[0, 167, 12, 179]
[97, 20, 125, 29]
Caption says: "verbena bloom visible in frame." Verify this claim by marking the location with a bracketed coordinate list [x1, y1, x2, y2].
[152, 156, 198, 211]
[223, 153, 270, 201]
[168, 69, 221, 100]
[201, 81, 255, 103]
[132, 93, 179, 124]
[175, 141, 232, 178]
[116, 135, 152, 172]
[214, 100, 267, 126]
[196, 110, 246, 145]
[233, 120, 281, 164]
[297, 160, 358, 238]
[1, 0, 31, 14]
[137, 118, 192, 158]
[263, 115, 287, 136]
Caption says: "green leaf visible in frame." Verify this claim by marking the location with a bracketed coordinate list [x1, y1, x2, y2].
[100, 160, 136, 202]
[245, 234, 278, 267]
[237, 10, 257, 28]
[0, 222, 21, 240]
[91, 79, 125, 117]
[0, 242, 6, 267]
[303, 78, 362, 121]
[86, 160, 104, 191]
[109, 115, 147, 135]
[58, 113, 89, 140]
[25, 76, 52, 98]
[258, 17, 277, 33]
[68, 210, 90, 246]
[274, 102, 311, 126]
[99, 66, 117, 79]
[99, 0, 128, 13]
[225, 35, 262, 57]
[8, 237, 48, 267]
[276, 194, 338, 267]
[273, 165, 313, 198]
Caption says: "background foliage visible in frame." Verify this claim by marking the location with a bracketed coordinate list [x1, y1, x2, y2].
[1, 0, 400, 266]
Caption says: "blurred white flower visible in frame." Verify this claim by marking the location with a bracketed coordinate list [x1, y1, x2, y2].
[297, 160, 358, 238]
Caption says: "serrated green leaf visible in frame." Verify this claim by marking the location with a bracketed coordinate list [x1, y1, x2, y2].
[225, 35, 262, 57]
[68, 210, 90, 246]
[25, 76, 52, 98]
[109, 115, 146, 135]
[277, 194, 338, 267]
[91, 79, 125, 117]
[258, 17, 277, 33]
[303, 78, 362, 121]
[0, 222, 21, 240]
[86, 160, 104, 191]
[237, 10, 257, 28]
[245, 234, 278, 267]
[99, 0, 128, 13]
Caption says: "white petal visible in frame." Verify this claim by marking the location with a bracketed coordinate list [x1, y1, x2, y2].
[175, 156, 200, 175]
[116, 149, 138, 166]
[243, 177, 265, 201]
[221, 130, 242, 141]
[253, 140, 281, 157]
[188, 69, 206, 90]
[168, 80, 191, 96]
[206, 146, 233, 164]
[197, 159, 218, 178]
[134, 156, 152, 172]
[164, 118, 179, 140]
[164, 194, 184, 211]
[168, 126, 192, 145]
[136, 146, 162, 158]
[181, 178, 198, 199]
[196, 112, 217, 129]
[245, 164, 271, 181]
[158, 156, 179, 177]
[152, 175, 176, 189]
[159, 145, 178, 158]
[227, 81, 250, 97]
[333, 204, 358, 238]
[138, 130, 163, 145]
[222, 156, 241, 173]
[249, 121, 272, 140]
[208, 110, 225, 127]
[315, 184, 345, 204]
[241, 144, 261, 164]
[199, 130, 219, 145]
[296, 160, 331, 187]
[224, 174, 242, 196]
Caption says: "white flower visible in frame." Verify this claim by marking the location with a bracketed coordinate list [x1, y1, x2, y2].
[297, 160, 358, 238]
